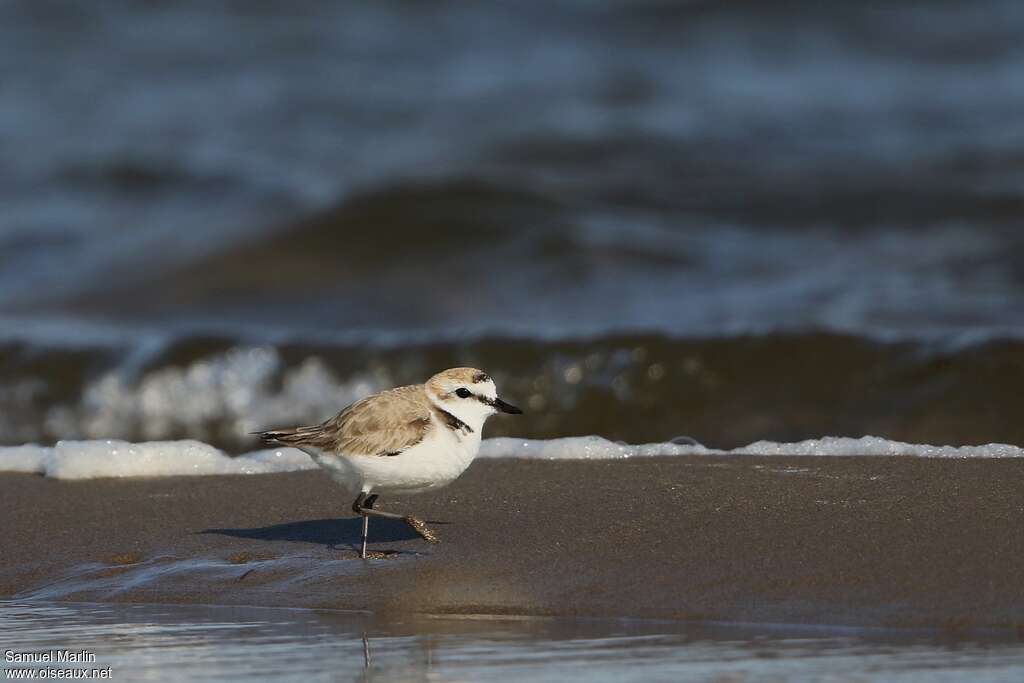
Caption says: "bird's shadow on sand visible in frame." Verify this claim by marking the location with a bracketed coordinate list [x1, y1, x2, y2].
[199, 518, 421, 551]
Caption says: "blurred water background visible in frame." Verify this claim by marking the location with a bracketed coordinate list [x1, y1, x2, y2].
[2, 0, 1023, 450]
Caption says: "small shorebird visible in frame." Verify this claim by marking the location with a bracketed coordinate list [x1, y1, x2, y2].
[256, 368, 521, 558]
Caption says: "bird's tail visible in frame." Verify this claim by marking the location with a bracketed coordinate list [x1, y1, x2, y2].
[252, 425, 323, 448]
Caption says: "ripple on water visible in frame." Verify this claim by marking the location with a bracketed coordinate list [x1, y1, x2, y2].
[3, 601, 1024, 683]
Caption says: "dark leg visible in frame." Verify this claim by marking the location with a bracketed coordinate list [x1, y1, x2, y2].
[352, 492, 439, 548]
[361, 495, 377, 558]
[353, 492, 370, 559]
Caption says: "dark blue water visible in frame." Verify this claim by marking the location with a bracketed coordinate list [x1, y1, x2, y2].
[2, 0, 1023, 337]
[1, 0, 1023, 448]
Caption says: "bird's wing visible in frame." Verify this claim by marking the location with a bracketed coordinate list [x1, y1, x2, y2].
[256, 384, 433, 457]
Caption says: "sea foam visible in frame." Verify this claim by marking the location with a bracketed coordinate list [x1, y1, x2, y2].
[0, 435, 1021, 480]
[1, 440, 315, 479]
[479, 436, 1024, 459]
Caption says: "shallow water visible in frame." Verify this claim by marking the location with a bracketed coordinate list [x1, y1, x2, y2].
[2, 601, 1024, 682]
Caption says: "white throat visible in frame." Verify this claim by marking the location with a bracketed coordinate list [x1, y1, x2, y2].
[432, 396, 492, 433]
[427, 379, 499, 434]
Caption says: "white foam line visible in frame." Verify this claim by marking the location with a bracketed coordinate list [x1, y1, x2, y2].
[1, 435, 1021, 480]
[0, 440, 316, 479]
[479, 435, 1024, 459]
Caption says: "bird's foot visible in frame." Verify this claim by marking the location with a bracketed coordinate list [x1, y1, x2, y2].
[362, 550, 393, 560]
[403, 516, 439, 543]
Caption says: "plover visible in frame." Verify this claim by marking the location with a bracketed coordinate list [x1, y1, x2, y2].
[257, 368, 521, 558]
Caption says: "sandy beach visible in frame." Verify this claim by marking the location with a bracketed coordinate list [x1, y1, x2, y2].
[3, 455, 1023, 631]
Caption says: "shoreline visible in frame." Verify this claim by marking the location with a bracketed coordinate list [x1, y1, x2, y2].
[3, 456, 1024, 631]
[7, 598, 1023, 645]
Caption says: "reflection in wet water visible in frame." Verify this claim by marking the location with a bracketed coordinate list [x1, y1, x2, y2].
[3, 601, 1024, 682]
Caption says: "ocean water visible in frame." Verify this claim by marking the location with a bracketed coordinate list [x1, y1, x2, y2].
[3, 601, 1024, 683]
[1, 1, 1023, 451]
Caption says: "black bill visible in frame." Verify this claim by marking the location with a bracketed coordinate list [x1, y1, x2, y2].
[492, 397, 523, 414]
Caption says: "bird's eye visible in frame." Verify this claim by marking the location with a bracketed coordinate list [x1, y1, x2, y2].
[455, 388, 472, 398]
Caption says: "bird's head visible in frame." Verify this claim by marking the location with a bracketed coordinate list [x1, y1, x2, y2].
[425, 367, 522, 430]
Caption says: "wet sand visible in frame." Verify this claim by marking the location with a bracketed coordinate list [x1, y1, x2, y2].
[2, 456, 1023, 630]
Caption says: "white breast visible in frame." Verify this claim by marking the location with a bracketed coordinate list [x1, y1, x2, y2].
[308, 418, 482, 496]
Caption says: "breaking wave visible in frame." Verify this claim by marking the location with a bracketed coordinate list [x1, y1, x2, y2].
[6, 327, 1024, 450]
[3, 331, 1024, 452]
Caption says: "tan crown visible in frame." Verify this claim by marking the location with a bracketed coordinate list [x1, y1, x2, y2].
[425, 367, 491, 395]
